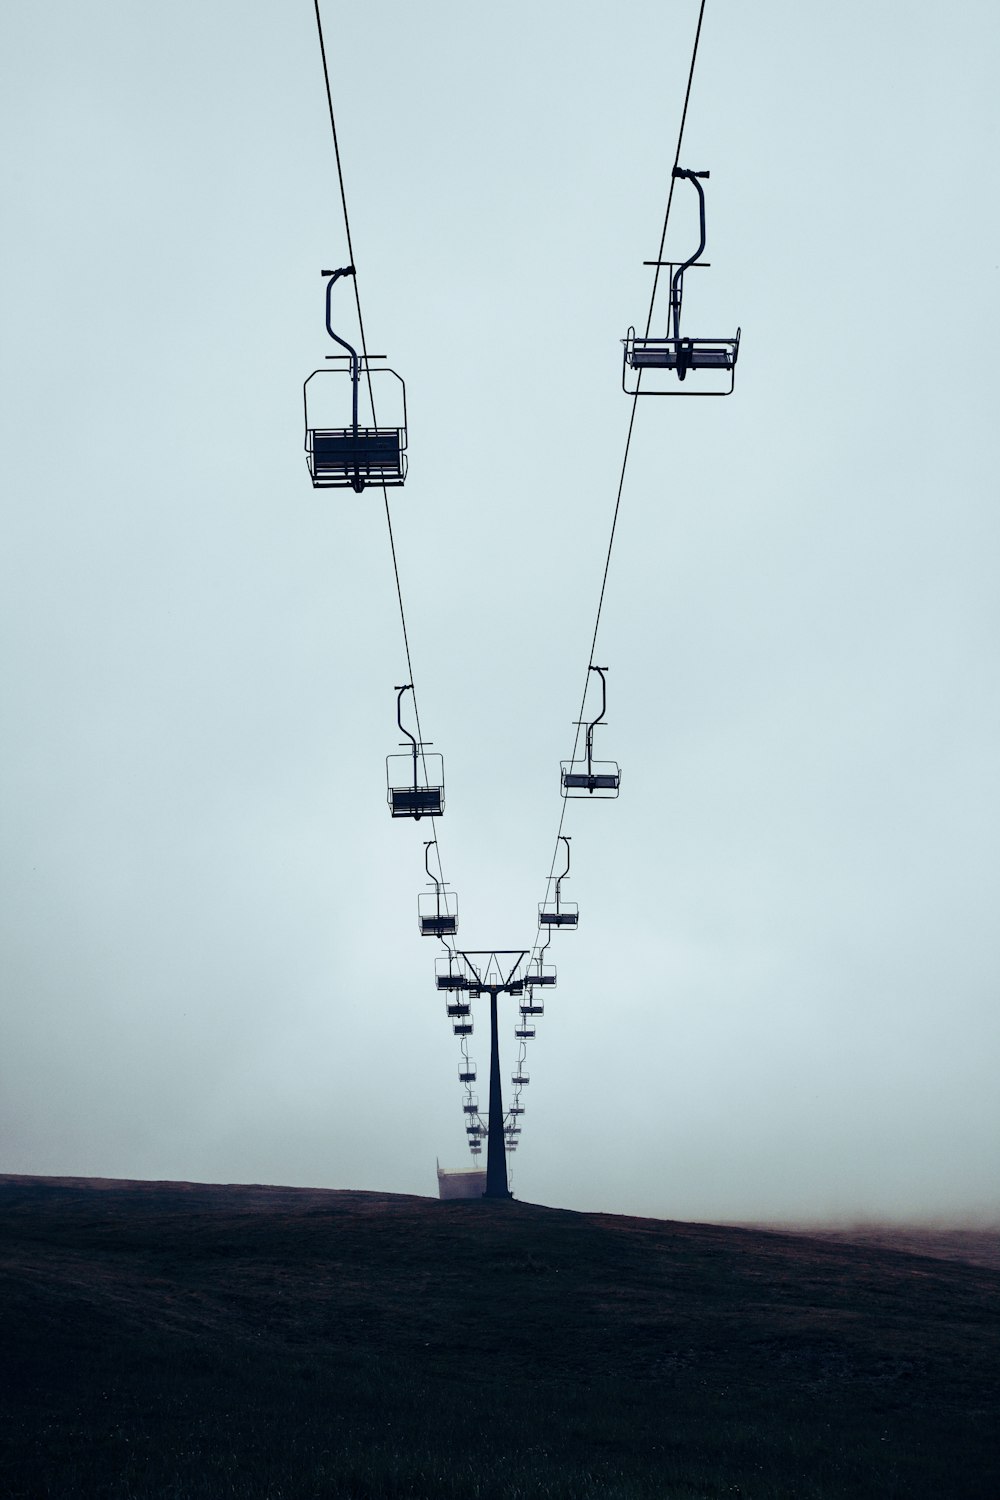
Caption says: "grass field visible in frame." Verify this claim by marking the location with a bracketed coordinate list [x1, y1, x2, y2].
[1, 1177, 998, 1498]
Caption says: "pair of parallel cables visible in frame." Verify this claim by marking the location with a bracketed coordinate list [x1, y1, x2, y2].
[312, 0, 708, 1159]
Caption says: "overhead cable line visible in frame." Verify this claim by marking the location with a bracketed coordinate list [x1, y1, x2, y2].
[312, 0, 448, 894]
[311, 0, 713, 1172]
[529, 0, 709, 978]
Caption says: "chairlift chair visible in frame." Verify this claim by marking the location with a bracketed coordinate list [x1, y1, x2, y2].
[539, 835, 580, 929]
[458, 1063, 476, 1083]
[418, 841, 458, 936]
[514, 1021, 536, 1041]
[512, 1071, 529, 1086]
[387, 685, 444, 820]
[453, 1020, 473, 1037]
[304, 266, 408, 489]
[445, 999, 471, 1018]
[469, 1140, 482, 1154]
[509, 1102, 525, 1115]
[520, 997, 544, 1017]
[524, 959, 557, 987]
[435, 955, 469, 991]
[622, 170, 740, 397]
[561, 667, 621, 798]
[462, 1098, 479, 1115]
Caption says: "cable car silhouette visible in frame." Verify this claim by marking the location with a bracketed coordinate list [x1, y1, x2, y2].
[524, 958, 556, 987]
[462, 1097, 479, 1115]
[458, 1061, 476, 1084]
[304, 265, 408, 489]
[436, 955, 469, 991]
[453, 1019, 473, 1038]
[561, 667, 620, 798]
[520, 997, 545, 1017]
[539, 835, 579, 929]
[387, 684, 444, 819]
[623, 169, 740, 396]
[509, 1101, 524, 1116]
[512, 1070, 529, 1087]
[445, 999, 471, 1019]
[418, 841, 457, 936]
[514, 1019, 536, 1041]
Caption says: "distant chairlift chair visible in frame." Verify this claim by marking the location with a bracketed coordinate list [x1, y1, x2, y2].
[538, 836, 579, 930]
[304, 265, 408, 489]
[524, 957, 557, 987]
[561, 669, 620, 798]
[387, 684, 444, 820]
[622, 169, 740, 396]
[418, 840, 458, 936]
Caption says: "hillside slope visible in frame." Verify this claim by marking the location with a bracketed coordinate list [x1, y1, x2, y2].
[1, 1177, 998, 1499]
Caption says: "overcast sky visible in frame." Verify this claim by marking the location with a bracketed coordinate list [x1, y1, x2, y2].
[2, 0, 998, 1224]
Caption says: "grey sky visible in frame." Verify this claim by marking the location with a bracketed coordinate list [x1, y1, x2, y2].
[1, 0, 998, 1223]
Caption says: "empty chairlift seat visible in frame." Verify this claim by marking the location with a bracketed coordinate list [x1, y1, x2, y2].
[524, 959, 557, 987]
[538, 835, 579, 930]
[306, 419, 406, 490]
[418, 841, 458, 936]
[436, 956, 470, 991]
[418, 889, 457, 935]
[304, 266, 408, 491]
[388, 778, 444, 819]
[560, 762, 621, 795]
[538, 899, 578, 929]
[560, 668, 620, 799]
[623, 328, 740, 386]
[622, 168, 740, 397]
[387, 684, 445, 820]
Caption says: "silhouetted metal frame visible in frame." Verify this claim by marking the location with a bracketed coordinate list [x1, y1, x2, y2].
[447, 951, 527, 1200]
[304, 267, 409, 488]
[387, 684, 444, 819]
[561, 667, 621, 798]
[418, 840, 458, 936]
[622, 169, 740, 396]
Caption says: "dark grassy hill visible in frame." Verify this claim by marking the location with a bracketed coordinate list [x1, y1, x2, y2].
[1, 1177, 998, 1499]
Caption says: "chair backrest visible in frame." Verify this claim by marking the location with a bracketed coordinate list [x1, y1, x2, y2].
[314, 429, 401, 473]
[391, 788, 444, 817]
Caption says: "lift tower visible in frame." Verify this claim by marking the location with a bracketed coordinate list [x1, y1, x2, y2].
[452, 951, 527, 1199]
